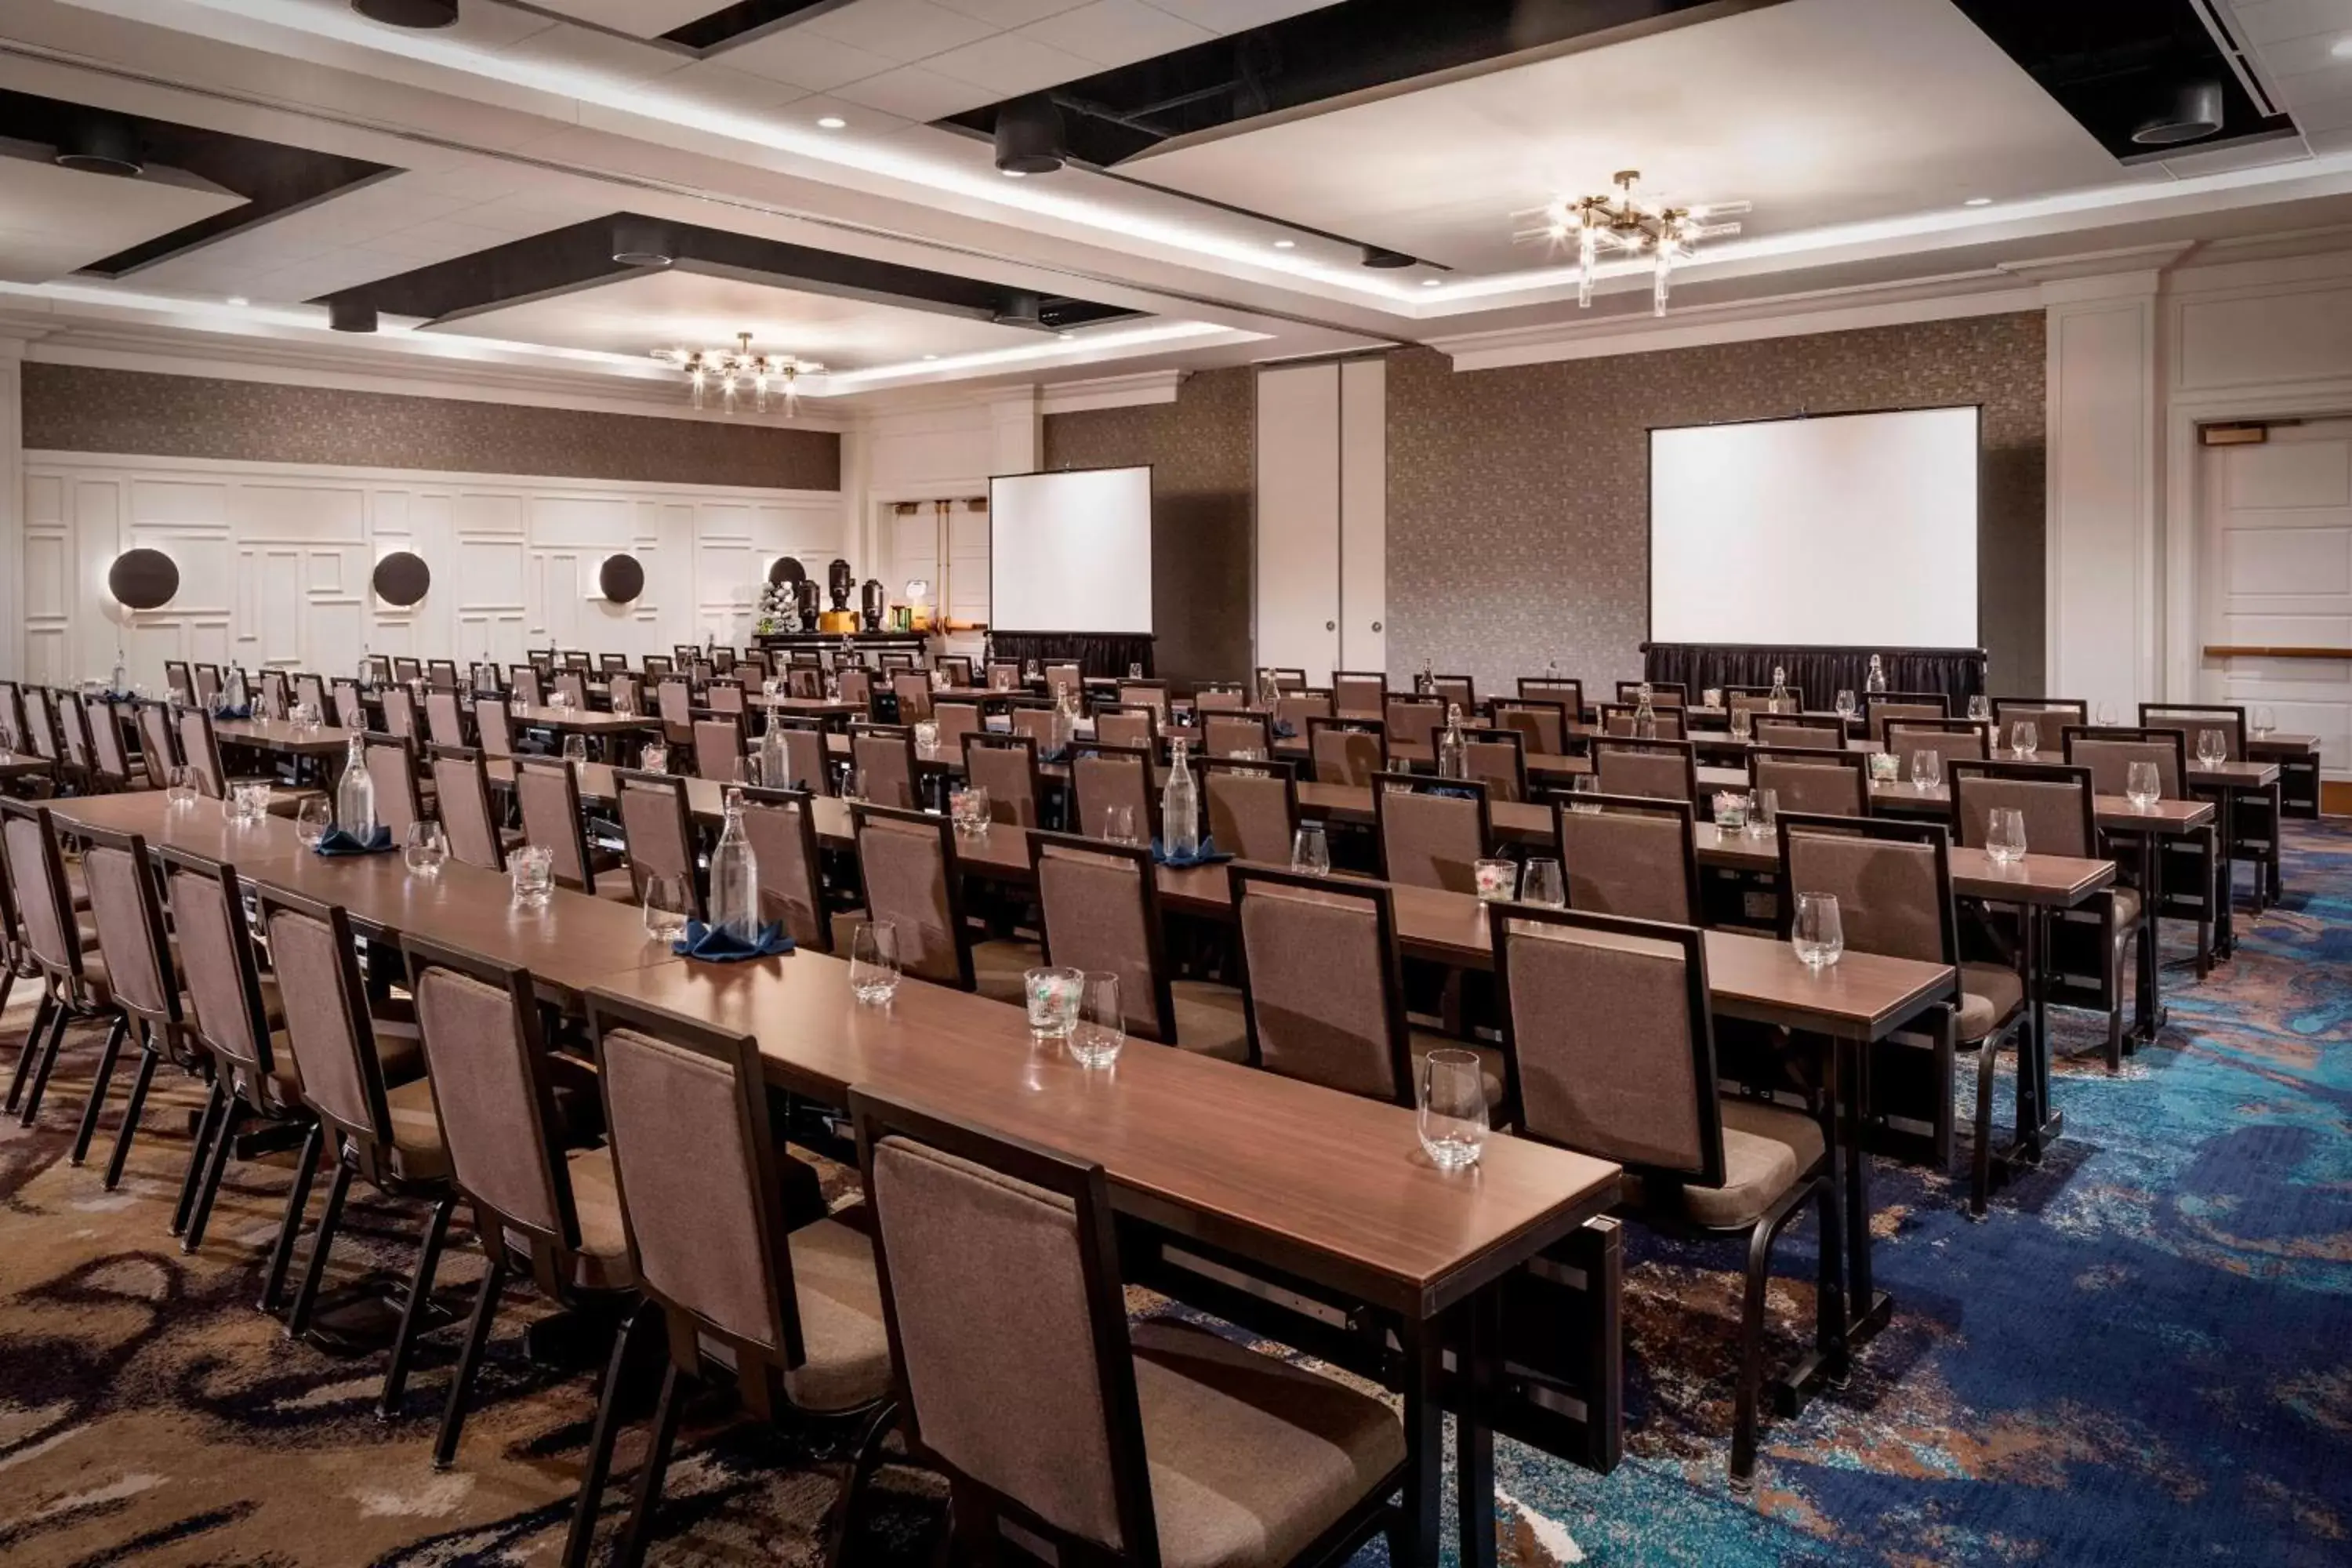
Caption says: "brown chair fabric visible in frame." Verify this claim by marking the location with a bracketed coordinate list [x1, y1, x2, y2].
[412, 965, 564, 1238]
[265, 906, 379, 1140]
[1785, 832, 1945, 965]
[1383, 699, 1444, 753]
[851, 731, 917, 810]
[1867, 701, 1946, 746]
[1885, 723, 1987, 765]
[934, 701, 984, 753]
[1038, 842, 1166, 1042]
[964, 739, 1040, 829]
[1274, 692, 1333, 735]
[1332, 673, 1385, 719]
[1754, 756, 1864, 818]
[514, 759, 594, 891]
[380, 686, 419, 745]
[137, 703, 177, 789]
[82, 844, 168, 1017]
[1953, 774, 2091, 857]
[1593, 743, 1693, 803]
[167, 863, 266, 1076]
[1377, 785, 1485, 893]
[1204, 769, 1294, 863]
[617, 774, 698, 904]
[1073, 750, 1153, 841]
[178, 709, 226, 798]
[857, 812, 962, 985]
[1753, 719, 1842, 750]
[695, 718, 746, 782]
[1309, 725, 1383, 789]
[779, 724, 831, 795]
[431, 750, 504, 872]
[4, 815, 75, 975]
[426, 691, 467, 749]
[474, 697, 515, 759]
[2070, 737, 2181, 798]
[1558, 808, 1695, 925]
[1203, 713, 1271, 759]
[1492, 701, 1566, 756]
[1238, 883, 1399, 1101]
[741, 793, 829, 949]
[1095, 710, 1155, 750]
[365, 738, 423, 841]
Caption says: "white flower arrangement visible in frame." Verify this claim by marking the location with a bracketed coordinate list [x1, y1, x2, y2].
[755, 579, 800, 636]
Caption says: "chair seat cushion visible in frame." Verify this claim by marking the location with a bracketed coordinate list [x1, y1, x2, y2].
[2109, 887, 2141, 929]
[779, 1216, 893, 1414]
[1958, 961, 2025, 1044]
[1406, 1030, 1506, 1110]
[383, 1073, 451, 1184]
[1171, 980, 1250, 1063]
[560, 1144, 637, 1294]
[1675, 1098, 1826, 1230]
[970, 938, 1041, 1007]
[1131, 1318, 1406, 1568]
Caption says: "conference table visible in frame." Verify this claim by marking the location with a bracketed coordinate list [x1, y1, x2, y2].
[0, 748, 56, 782]
[40, 789, 1621, 1568]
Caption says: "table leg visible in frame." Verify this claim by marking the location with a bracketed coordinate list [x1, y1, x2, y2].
[1455, 1290, 1499, 1568]
[1838, 1033, 1892, 1346]
[2214, 787, 2238, 960]
[2137, 830, 2168, 1041]
[1398, 1314, 1442, 1568]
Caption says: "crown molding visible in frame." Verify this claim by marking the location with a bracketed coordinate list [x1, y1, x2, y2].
[1038, 370, 1185, 415]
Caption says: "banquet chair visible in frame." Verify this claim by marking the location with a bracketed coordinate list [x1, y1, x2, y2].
[1332, 670, 1388, 720]
[2143, 702, 2274, 903]
[425, 690, 469, 749]
[381, 685, 421, 746]
[392, 657, 423, 685]
[849, 726, 920, 811]
[1753, 749, 1866, 818]
[511, 665, 546, 708]
[772, 719, 833, 795]
[963, 733, 1043, 829]
[739, 786, 844, 953]
[2, 802, 121, 1136]
[850, 803, 1032, 1002]
[1307, 716, 1386, 788]
[933, 699, 985, 754]
[1885, 720, 1990, 775]
[552, 670, 590, 710]
[1729, 686, 1805, 721]
[1204, 712, 1272, 759]
[1094, 706, 1157, 751]
[695, 716, 747, 783]
[1519, 676, 1584, 717]
[1548, 793, 1704, 926]
[429, 746, 507, 873]
[1029, 832, 1248, 1061]
[53, 692, 97, 791]
[332, 679, 368, 730]
[1429, 673, 1476, 711]
[85, 697, 137, 793]
[365, 655, 394, 686]
[1192, 682, 1247, 712]
[1009, 704, 1060, 754]
[135, 699, 178, 789]
[1991, 698, 2086, 737]
[1592, 738, 1698, 803]
[1258, 666, 1308, 693]
[515, 756, 626, 898]
[1600, 702, 1687, 739]
[1462, 726, 1529, 802]
[615, 769, 703, 916]
[2064, 726, 2213, 974]
[428, 660, 461, 691]
[194, 664, 223, 706]
[164, 661, 194, 703]
[1617, 680, 1686, 710]
[1202, 757, 1298, 864]
[74, 826, 198, 1189]
[256, 669, 289, 721]
[1492, 699, 1570, 757]
[474, 696, 516, 760]
[1372, 772, 1492, 894]
[20, 686, 57, 764]
[984, 660, 1022, 692]
[608, 673, 643, 717]
[1489, 903, 1842, 1493]
[1274, 689, 1334, 738]
[787, 666, 824, 699]
[706, 678, 746, 719]
[1383, 695, 1446, 753]
[891, 672, 935, 724]
[1045, 663, 1082, 703]
[655, 678, 695, 748]
[363, 733, 427, 843]
[935, 653, 974, 688]
[1866, 694, 1950, 746]
[643, 655, 674, 680]
[1754, 715, 1845, 750]
[598, 654, 630, 674]
[1071, 745, 1157, 842]
[848, 1087, 1408, 1568]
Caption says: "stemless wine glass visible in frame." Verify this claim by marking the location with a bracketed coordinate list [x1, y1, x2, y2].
[562, 734, 590, 767]
[2253, 704, 2277, 738]
[2196, 729, 2227, 769]
[1730, 705, 1753, 740]
[1520, 857, 1566, 909]
[641, 873, 691, 942]
[1748, 786, 1779, 840]
[1986, 807, 2027, 865]
[1127, 662, 1145, 681]
[2125, 761, 2161, 809]
[1967, 695, 1991, 723]
[238, 782, 271, 823]
[1024, 966, 1083, 1040]
[1835, 689, 1857, 720]
[641, 740, 670, 775]
[1474, 858, 1518, 902]
[167, 765, 197, 811]
[294, 794, 331, 848]
[840, 766, 864, 804]
[849, 920, 899, 1005]
[405, 819, 448, 877]
[1290, 821, 1330, 876]
[1792, 891, 1844, 971]
[1069, 971, 1125, 1068]
[2095, 702, 2118, 728]
[2010, 720, 2039, 760]
[510, 844, 554, 909]
[913, 719, 939, 753]
[1911, 749, 1944, 789]
[1102, 803, 1138, 846]
[1417, 1048, 1488, 1171]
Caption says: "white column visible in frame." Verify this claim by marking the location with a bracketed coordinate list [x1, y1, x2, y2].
[1338, 357, 1387, 676]
[0, 340, 21, 682]
[989, 387, 1040, 477]
[2045, 273, 2162, 711]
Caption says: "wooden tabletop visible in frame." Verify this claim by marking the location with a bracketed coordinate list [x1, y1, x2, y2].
[212, 717, 355, 755]
[2248, 732, 2318, 758]
[588, 952, 1622, 1316]
[0, 749, 55, 779]
[494, 702, 658, 734]
[49, 792, 317, 864]
[2188, 759, 2283, 789]
[749, 696, 866, 717]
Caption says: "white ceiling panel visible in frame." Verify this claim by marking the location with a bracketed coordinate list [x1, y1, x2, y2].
[1137, 0, 1344, 32]
[528, 0, 718, 38]
[832, 63, 999, 119]
[670, 60, 815, 113]
[1126, 0, 2120, 274]
[720, 25, 901, 89]
[0, 155, 247, 284]
[2227, 0, 2352, 46]
[801, 0, 1000, 64]
[421, 264, 1047, 369]
[1034, 0, 1214, 64]
[933, 0, 1093, 24]
[925, 31, 1099, 94]
[495, 19, 692, 83]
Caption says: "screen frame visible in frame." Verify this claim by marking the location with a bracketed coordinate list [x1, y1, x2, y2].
[986, 463, 1157, 637]
[1643, 403, 1985, 652]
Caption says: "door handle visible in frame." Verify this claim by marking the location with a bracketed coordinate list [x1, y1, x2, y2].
[1371, 621, 1381, 633]
[1326, 620, 1336, 631]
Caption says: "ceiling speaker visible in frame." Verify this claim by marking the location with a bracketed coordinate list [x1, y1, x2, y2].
[328, 297, 379, 333]
[1360, 245, 1416, 269]
[107, 548, 179, 611]
[611, 217, 675, 268]
[352, 0, 459, 26]
[993, 289, 1043, 328]
[56, 113, 143, 177]
[2133, 80, 2225, 146]
[768, 556, 808, 586]
[600, 554, 646, 604]
[372, 550, 431, 607]
[994, 94, 1067, 175]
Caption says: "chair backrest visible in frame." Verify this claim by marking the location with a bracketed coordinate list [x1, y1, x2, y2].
[194, 664, 223, 705]
[1600, 703, 1687, 739]
[511, 665, 545, 708]
[1045, 663, 1082, 702]
[1950, 760, 2095, 858]
[852, 804, 971, 989]
[20, 686, 55, 760]
[1993, 697, 2085, 733]
[706, 678, 745, 717]
[1617, 681, 1686, 710]
[2063, 726, 2185, 798]
[426, 689, 469, 748]
[707, 648, 733, 674]
[1071, 746, 1156, 841]
[379, 684, 419, 744]
[177, 707, 227, 797]
[365, 655, 393, 685]
[850, 727, 918, 810]
[260, 888, 391, 1155]
[1754, 716, 1844, 750]
[392, 657, 423, 685]
[428, 659, 461, 691]
[935, 654, 973, 688]
[1307, 717, 1385, 788]
[1009, 705, 1059, 753]
[1550, 794, 1701, 926]
[985, 660, 1022, 691]
[363, 733, 424, 840]
[474, 695, 515, 759]
[1779, 814, 1955, 965]
[164, 661, 194, 702]
[1519, 677, 1584, 715]
[80, 826, 179, 1026]
[136, 700, 177, 789]
[643, 654, 675, 679]
[159, 847, 278, 1091]
[1461, 727, 1526, 803]
[86, 698, 132, 787]
[1203, 713, 1270, 759]
[429, 746, 506, 873]
[1752, 749, 1866, 818]
[1273, 691, 1334, 736]
[1491, 699, 1568, 757]
[599, 653, 630, 673]
[514, 757, 600, 893]
[616, 768, 702, 913]
[1885, 719, 1988, 768]
[1258, 666, 1308, 692]
[1030, 833, 1175, 1043]
[963, 734, 1041, 829]
[1116, 681, 1168, 722]
[55, 693, 93, 775]
[851, 1092, 1156, 1563]
[608, 673, 644, 716]
[838, 667, 873, 708]
[933, 700, 985, 753]
[1727, 686, 1806, 720]
[1201, 758, 1298, 863]
[550, 670, 589, 710]
[773, 720, 832, 797]
[1192, 684, 1246, 713]
[2140, 704, 2245, 764]
[695, 717, 747, 782]
[787, 666, 823, 699]
[2, 802, 85, 982]
[1867, 695, 1950, 745]
[892, 671, 934, 723]
[1372, 772, 1490, 893]
[1383, 695, 1446, 753]
[1094, 707, 1156, 751]
[1592, 738, 1697, 803]
[332, 679, 368, 729]
[739, 786, 831, 951]
[1491, 905, 1722, 1186]
[1332, 671, 1386, 719]
[1429, 675, 1475, 711]
[1232, 867, 1411, 1103]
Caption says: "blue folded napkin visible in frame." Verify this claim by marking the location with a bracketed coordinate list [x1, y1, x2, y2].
[1152, 835, 1234, 868]
[212, 703, 254, 720]
[673, 920, 796, 962]
[1272, 720, 1298, 739]
[1039, 746, 1069, 764]
[100, 688, 139, 703]
[314, 825, 395, 856]
[1428, 783, 1482, 801]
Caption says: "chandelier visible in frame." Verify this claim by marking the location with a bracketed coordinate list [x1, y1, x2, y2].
[1515, 170, 1747, 316]
[654, 332, 823, 415]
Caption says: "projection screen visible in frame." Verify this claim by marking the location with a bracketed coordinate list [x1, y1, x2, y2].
[1648, 406, 1980, 648]
[989, 466, 1154, 635]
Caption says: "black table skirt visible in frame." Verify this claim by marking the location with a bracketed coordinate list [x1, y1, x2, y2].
[1642, 643, 1986, 710]
[988, 633, 1155, 680]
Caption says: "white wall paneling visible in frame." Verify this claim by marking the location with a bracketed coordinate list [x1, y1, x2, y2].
[1255, 361, 1342, 682]
[0, 341, 23, 684]
[1338, 358, 1387, 676]
[18, 452, 844, 688]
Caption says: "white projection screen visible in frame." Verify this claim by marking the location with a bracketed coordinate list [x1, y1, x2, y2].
[1649, 406, 1980, 648]
[989, 466, 1155, 634]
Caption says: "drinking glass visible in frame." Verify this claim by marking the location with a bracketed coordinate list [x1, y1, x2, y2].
[1729, 706, 1753, 740]
[1701, 688, 1722, 710]
[641, 873, 691, 942]
[1867, 751, 1901, 783]
[1520, 857, 1566, 909]
[562, 734, 590, 767]
[1792, 891, 1844, 971]
[2254, 704, 2276, 738]
[238, 782, 271, 823]
[1835, 689, 1857, 720]
[641, 741, 669, 775]
[2195, 729, 2227, 769]
[1102, 803, 1138, 846]
[1911, 749, 1944, 789]
[1068, 971, 1125, 1068]
[1985, 807, 2027, 865]
[1290, 821, 1330, 876]
[2125, 761, 2161, 809]
[1569, 772, 1602, 813]
[1712, 791, 1749, 832]
[913, 719, 939, 753]
[510, 845, 554, 909]
[294, 794, 331, 848]
[1024, 966, 1083, 1040]
[1024, 659, 1041, 682]
[1474, 858, 1517, 902]
[2095, 702, 2118, 727]
[1748, 786, 1778, 838]
[1967, 695, 1991, 723]
[405, 819, 448, 877]
[953, 786, 991, 837]
[612, 692, 634, 718]
[167, 765, 197, 810]
[849, 920, 899, 1005]
[1417, 1048, 1488, 1171]
[840, 766, 864, 804]
[1127, 662, 1144, 681]
[2010, 720, 2039, 760]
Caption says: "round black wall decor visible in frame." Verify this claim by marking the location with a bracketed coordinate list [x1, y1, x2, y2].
[768, 555, 808, 586]
[372, 550, 431, 607]
[599, 553, 646, 604]
[107, 548, 180, 611]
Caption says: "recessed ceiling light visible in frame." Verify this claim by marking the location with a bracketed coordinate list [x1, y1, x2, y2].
[1964, 196, 1993, 207]
[2333, 35, 2352, 59]
[816, 115, 846, 129]
[1001, 168, 1027, 178]
[226, 296, 248, 307]
[923, 354, 938, 361]
[1421, 278, 1442, 287]
[1272, 239, 1296, 249]
[1058, 330, 1075, 339]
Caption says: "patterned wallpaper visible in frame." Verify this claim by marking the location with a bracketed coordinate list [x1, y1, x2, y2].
[21, 363, 840, 491]
[1385, 311, 2049, 699]
[1042, 365, 1254, 684]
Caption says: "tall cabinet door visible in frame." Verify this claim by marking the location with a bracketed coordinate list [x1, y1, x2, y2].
[1256, 363, 1343, 681]
[1338, 358, 1386, 673]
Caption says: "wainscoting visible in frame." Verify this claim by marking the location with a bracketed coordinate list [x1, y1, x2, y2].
[20, 452, 844, 688]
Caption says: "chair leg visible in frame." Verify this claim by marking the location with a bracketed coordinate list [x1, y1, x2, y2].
[1971, 1036, 2000, 1220]
[561, 1301, 662, 1568]
[1728, 1215, 1777, 1494]
[181, 1098, 246, 1254]
[825, 1402, 898, 1568]
[18, 999, 73, 1125]
[286, 1156, 354, 1339]
[433, 1251, 509, 1471]
[104, 1037, 161, 1189]
[171, 1079, 227, 1237]
[378, 1192, 457, 1419]
[260, 1123, 326, 1316]
[612, 1361, 684, 1568]
[68, 1014, 129, 1165]
[5, 990, 54, 1113]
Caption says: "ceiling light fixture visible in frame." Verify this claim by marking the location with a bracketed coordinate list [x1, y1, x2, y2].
[1272, 239, 1296, 249]
[1001, 169, 1026, 178]
[2334, 36, 2352, 60]
[226, 296, 249, 307]
[994, 93, 1067, 175]
[1360, 245, 1416, 269]
[327, 298, 379, 333]
[350, 0, 459, 27]
[1964, 196, 1993, 207]
[655, 332, 822, 416]
[817, 115, 847, 129]
[1516, 169, 1748, 317]
[992, 290, 1043, 329]
[1421, 278, 1442, 287]
[610, 218, 675, 268]
[2132, 80, 2225, 146]
[55, 112, 144, 177]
